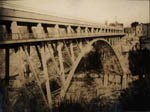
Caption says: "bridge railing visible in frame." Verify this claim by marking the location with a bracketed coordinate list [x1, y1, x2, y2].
[0, 32, 124, 41]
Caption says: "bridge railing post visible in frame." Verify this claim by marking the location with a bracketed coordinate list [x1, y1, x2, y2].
[84, 27, 88, 36]
[54, 24, 60, 38]
[76, 26, 81, 37]
[37, 23, 45, 39]
[11, 21, 20, 40]
[67, 26, 72, 37]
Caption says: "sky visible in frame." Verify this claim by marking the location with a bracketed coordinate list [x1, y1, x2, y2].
[0, 0, 149, 27]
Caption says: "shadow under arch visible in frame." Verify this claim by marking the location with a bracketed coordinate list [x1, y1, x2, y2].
[60, 38, 125, 98]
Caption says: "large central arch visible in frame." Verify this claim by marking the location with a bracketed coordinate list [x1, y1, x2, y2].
[60, 38, 124, 98]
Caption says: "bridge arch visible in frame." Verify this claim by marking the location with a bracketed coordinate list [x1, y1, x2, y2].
[60, 38, 124, 98]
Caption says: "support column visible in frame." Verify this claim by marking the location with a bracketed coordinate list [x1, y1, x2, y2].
[35, 45, 43, 69]
[47, 43, 61, 76]
[107, 74, 110, 85]
[112, 38, 114, 46]
[116, 37, 118, 44]
[40, 44, 53, 108]
[5, 48, 10, 81]
[126, 74, 129, 88]
[117, 37, 119, 43]
[116, 38, 118, 44]
[102, 51, 108, 87]
[85, 39, 90, 45]
[79, 40, 83, 51]
[27, 45, 31, 56]
[113, 38, 115, 46]
[3, 48, 10, 112]
[110, 38, 112, 45]
[4, 48, 10, 112]
[109, 38, 111, 45]
[115, 75, 117, 88]
[17, 47, 25, 80]
[114, 38, 115, 45]
[108, 38, 110, 44]
[103, 74, 108, 87]
[69, 42, 75, 64]
[122, 74, 127, 89]
[57, 43, 65, 87]
[21, 46, 48, 107]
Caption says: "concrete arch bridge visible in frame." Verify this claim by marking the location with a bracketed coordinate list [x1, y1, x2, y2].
[0, 7, 127, 109]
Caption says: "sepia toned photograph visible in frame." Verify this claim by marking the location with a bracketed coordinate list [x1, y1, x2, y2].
[0, 0, 149, 112]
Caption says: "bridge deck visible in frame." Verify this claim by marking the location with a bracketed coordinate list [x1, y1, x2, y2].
[0, 7, 125, 47]
[0, 33, 124, 45]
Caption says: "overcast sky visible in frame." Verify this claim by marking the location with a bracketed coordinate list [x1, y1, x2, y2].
[1, 0, 149, 26]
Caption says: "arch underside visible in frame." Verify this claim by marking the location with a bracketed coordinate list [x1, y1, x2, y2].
[59, 38, 124, 100]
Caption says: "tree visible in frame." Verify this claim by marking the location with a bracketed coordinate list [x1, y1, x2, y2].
[131, 22, 139, 28]
[131, 22, 139, 36]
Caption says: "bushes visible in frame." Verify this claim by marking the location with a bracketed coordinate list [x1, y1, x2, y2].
[119, 77, 150, 111]
[14, 81, 49, 112]
[53, 97, 115, 112]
